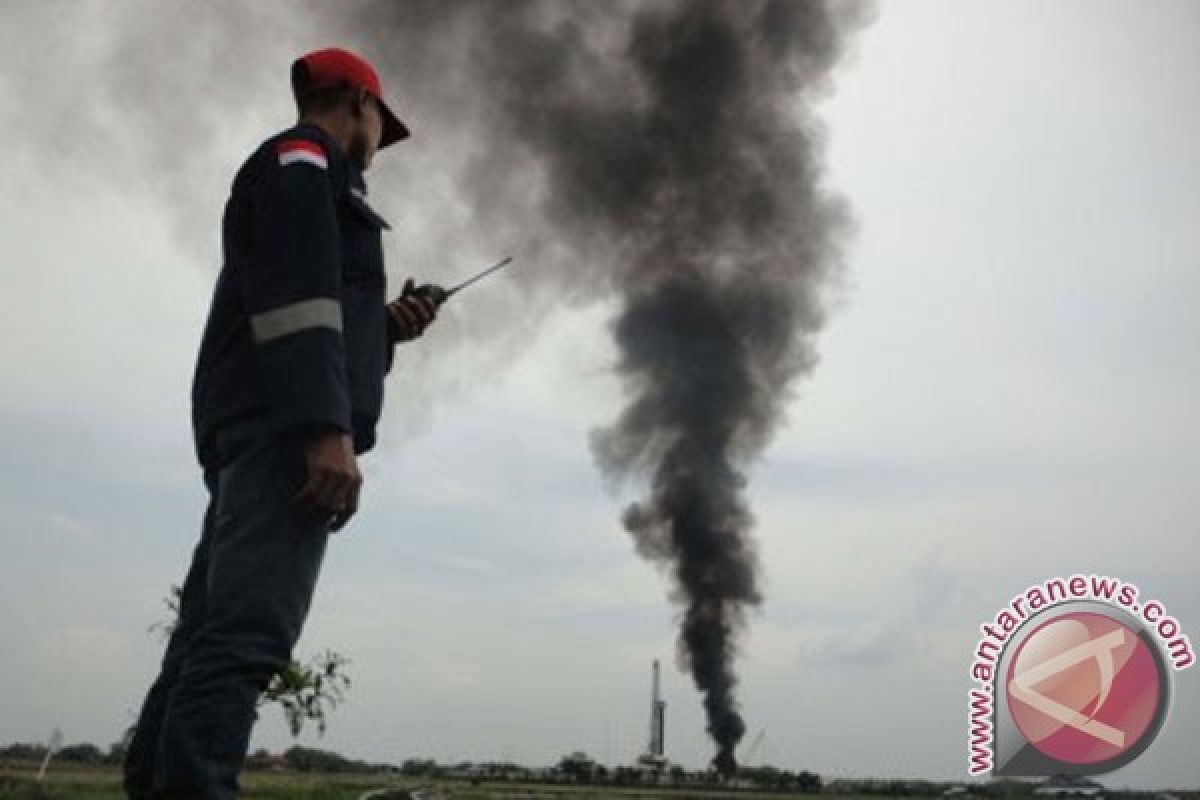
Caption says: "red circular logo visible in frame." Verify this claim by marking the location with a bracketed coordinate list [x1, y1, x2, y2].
[1006, 611, 1162, 765]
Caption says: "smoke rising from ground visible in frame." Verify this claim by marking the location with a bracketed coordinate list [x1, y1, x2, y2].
[347, 0, 867, 771]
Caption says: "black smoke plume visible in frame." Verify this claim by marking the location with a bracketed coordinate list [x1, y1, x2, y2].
[589, 3, 859, 773]
[348, 0, 866, 772]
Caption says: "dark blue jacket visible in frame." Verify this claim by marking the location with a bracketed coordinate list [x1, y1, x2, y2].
[191, 123, 398, 468]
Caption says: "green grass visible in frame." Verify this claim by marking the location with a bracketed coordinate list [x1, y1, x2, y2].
[0, 766, 833, 800]
[0, 765, 404, 800]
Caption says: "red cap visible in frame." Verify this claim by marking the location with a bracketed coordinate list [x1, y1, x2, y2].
[292, 47, 410, 148]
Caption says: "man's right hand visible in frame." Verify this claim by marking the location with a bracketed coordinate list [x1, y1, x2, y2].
[293, 430, 362, 532]
[386, 278, 441, 342]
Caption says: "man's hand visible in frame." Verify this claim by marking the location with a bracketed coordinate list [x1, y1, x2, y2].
[386, 278, 441, 342]
[293, 430, 362, 532]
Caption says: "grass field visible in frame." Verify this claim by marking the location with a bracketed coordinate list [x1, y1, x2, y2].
[0, 765, 834, 800]
[2, 765, 387, 800]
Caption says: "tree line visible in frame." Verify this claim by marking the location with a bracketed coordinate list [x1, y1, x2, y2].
[0, 741, 125, 767]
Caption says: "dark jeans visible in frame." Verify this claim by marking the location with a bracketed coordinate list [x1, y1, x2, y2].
[124, 417, 330, 800]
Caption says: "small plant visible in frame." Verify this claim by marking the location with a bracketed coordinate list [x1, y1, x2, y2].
[146, 585, 183, 641]
[260, 650, 352, 737]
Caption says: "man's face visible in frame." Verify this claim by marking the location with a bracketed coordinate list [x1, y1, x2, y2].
[348, 94, 383, 172]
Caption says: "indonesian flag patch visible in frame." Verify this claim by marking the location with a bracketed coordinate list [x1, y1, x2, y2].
[276, 139, 327, 170]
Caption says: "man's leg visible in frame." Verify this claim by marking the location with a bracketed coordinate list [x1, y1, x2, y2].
[151, 426, 329, 800]
[124, 472, 218, 800]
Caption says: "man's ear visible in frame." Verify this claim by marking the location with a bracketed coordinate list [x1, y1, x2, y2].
[350, 88, 370, 119]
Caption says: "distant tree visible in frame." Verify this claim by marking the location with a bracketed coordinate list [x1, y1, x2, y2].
[57, 743, 104, 764]
[282, 745, 375, 773]
[0, 743, 47, 761]
[795, 769, 822, 792]
[400, 758, 439, 777]
[612, 766, 641, 786]
[556, 752, 597, 783]
[284, 745, 348, 772]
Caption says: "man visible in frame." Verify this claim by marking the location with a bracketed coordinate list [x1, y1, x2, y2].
[123, 47, 439, 800]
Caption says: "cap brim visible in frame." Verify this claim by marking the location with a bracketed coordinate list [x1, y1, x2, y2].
[378, 99, 409, 149]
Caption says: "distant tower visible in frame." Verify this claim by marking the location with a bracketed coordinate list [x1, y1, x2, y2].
[637, 660, 668, 769]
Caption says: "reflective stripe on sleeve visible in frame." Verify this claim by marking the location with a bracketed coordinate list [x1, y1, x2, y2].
[250, 297, 342, 343]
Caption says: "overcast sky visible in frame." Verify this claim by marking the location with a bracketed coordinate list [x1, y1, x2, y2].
[1, 0, 1198, 789]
